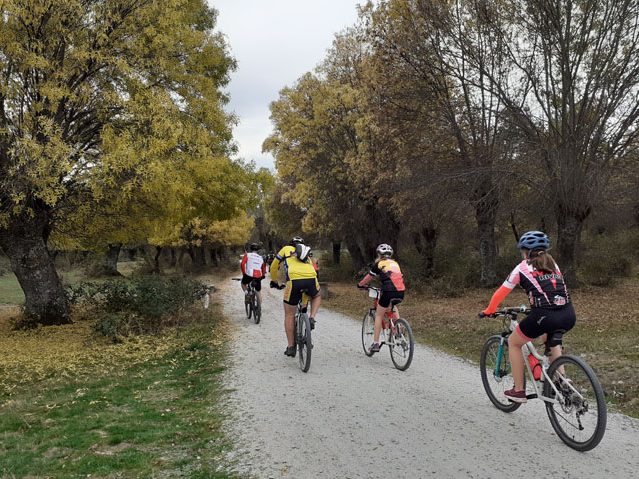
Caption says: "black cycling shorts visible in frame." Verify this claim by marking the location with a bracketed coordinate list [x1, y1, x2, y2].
[518, 303, 576, 344]
[379, 290, 404, 308]
[241, 274, 262, 291]
[283, 278, 320, 305]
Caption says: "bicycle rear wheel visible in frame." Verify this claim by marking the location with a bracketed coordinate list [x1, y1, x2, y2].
[543, 355, 607, 451]
[480, 335, 521, 412]
[296, 313, 312, 373]
[361, 311, 375, 357]
[389, 318, 414, 371]
[245, 294, 252, 320]
[252, 295, 261, 324]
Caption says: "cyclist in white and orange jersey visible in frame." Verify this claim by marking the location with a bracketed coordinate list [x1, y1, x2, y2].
[358, 243, 405, 354]
[240, 243, 266, 305]
[481, 231, 576, 403]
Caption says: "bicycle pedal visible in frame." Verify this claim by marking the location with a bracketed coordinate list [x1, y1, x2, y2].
[526, 393, 538, 400]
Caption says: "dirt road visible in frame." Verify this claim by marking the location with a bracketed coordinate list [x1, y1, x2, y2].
[220, 279, 639, 478]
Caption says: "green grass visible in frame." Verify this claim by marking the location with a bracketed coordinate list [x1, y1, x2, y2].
[0, 274, 24, 305]
[0, 322, 238, 478]
[0, 268, 88, 305]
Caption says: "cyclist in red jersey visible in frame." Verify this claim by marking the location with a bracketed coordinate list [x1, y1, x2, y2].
[481, 231, 576, 403]
[358, 244, 405, 354]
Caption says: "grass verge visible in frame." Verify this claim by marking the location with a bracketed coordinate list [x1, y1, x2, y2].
[324, 278, 639, 418]
[0, 304, 238, 478]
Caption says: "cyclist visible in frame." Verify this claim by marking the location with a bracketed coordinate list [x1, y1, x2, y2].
[270, 237, 321, 357]
[480, 230, 576, 403]
[240, 243, 266, 305]
[358, 243, 405, 354]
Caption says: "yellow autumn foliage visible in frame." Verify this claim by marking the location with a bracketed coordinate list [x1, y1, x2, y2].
[0, 305, 228, 396]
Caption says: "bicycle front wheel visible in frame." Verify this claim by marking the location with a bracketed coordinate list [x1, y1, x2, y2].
[389, 318, 414, 371]
[252, 296, 261, 324]
[296, 313, 312, 373]
[480, 335, 521, 412]
[543, 355, 607, 451]
[361, 311, 375, 357]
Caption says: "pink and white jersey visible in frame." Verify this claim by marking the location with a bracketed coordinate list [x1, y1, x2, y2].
[503, 259, 570, 309]
[241, 252, 266, 279]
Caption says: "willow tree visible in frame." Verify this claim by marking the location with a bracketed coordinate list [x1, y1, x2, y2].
[360, 0, 517, 285]
[437, 0, 639, 283]
[0, 0, 236, 324]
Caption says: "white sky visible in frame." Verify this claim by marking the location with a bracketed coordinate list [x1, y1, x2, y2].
[211, 0, 363, 170]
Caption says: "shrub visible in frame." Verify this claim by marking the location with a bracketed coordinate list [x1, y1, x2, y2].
[67, 276, 208, 341]
[579, 232, 635, 286]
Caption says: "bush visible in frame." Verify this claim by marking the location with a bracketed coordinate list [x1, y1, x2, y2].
[579, 232, 635, 286]
[67, 276, 208, 342]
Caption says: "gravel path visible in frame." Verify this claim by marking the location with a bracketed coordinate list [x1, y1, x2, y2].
[220, 279, 639, 478]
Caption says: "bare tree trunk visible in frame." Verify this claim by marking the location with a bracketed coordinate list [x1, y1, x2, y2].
[345, 237, 366, 271]
[332, 241, 341, 265]
[170, 248, 177, 268]
[210, 247, 219, 266]
[153, 246, 162, 274]
[556, 211, 586, 287]
[178, 248, 186, 266]
[103, 243, 122, 276]
[0, 210, 70, 325]
[475, 182, 499, 286]
[412, 227, 438, 278]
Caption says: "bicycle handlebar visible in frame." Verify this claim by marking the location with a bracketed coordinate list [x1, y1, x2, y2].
[479, 306, 530, 319]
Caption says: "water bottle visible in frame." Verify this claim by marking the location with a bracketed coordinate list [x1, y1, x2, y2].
[527, 353, 542, 381]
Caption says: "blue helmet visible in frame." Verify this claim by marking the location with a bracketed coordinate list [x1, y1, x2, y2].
[517, 231, 550, 250]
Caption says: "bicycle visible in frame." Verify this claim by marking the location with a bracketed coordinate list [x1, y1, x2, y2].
[479, 306, 607, 451]
[232, 278, 261, 324]
[270, 282, 313, 372]
[359, 286, 414, 371]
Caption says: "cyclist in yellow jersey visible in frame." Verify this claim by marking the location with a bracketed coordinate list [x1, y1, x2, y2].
[269, 236, 321, 357]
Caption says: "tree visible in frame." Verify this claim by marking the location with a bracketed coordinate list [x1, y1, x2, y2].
[439, 0, 639, 283]
[361, 0, 517, 285]
[0, 0, 236, 324]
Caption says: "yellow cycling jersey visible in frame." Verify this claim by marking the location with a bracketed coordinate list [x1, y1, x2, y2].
[270, 245, 317, 281]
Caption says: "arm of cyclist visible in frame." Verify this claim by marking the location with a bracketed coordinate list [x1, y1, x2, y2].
[358, 273, 374, 288]
[481, 284, 514, 316]
[240, 253, 247, 276]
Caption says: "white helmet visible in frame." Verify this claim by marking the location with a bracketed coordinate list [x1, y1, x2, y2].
[295, 243, 312, 262]
[376, 243, 393, 257]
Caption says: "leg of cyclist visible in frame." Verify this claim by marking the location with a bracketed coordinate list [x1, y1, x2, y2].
[254, 279, 262, 306]
[370, 305, 388, 353]
[305, 280, 321, 329]
[284, 303, 296, 348]
[507, 330, 527, 399]
[308, 293, 321, 329]
[282, 280, 298, 356]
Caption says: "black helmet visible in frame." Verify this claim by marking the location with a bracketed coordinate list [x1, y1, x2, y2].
[249, 243, 260, 252]
[291, 236, 304, 245]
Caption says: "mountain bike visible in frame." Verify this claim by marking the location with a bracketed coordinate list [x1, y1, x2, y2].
[359, 286, 414, 371]
[269, 282, 313, 372]
[232, 278, 261, 324]
[479, 307, 607, 451]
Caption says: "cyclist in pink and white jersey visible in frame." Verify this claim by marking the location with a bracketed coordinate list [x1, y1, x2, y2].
[481, 231, 576, 403]
[241, 243, 266, 305]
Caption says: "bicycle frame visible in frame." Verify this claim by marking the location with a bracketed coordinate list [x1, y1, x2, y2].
[496, 314, 580, 406]
[367, 287, 400, 345]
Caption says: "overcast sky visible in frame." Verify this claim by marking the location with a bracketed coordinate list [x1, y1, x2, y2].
[211, 0, 363, 170]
